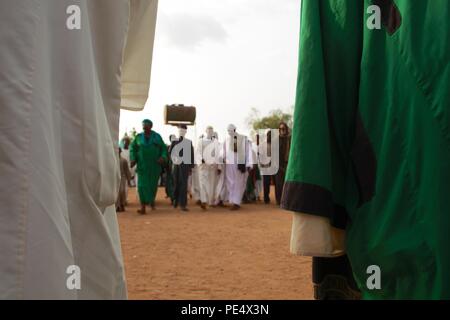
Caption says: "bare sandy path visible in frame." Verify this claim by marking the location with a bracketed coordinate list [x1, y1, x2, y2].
[118, 187, 313, 300]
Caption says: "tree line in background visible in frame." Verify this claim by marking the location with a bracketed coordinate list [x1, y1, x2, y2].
[246, 107, 293, 132]
[120, 106, 293, 145]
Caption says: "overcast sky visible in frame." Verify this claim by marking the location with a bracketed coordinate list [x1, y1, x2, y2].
[119, 0, 301, 142]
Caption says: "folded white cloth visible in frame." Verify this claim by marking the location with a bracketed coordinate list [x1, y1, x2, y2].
[290, 213, 346, 258]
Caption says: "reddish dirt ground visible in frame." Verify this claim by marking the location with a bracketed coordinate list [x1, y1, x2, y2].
[118, 187, 313, 300]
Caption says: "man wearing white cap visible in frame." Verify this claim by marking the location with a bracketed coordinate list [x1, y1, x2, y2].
[213, 132, 227, 207]
[196, 126, 221, 209]
[223, 124, 253, 210]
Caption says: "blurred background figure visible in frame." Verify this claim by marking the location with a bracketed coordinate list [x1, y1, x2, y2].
[213, 132, 227, 207]
[253, 134, 263, 202]
[121, 136, 136, 192]
[197, 126, 220, 210]
[260, 130, 274, 204]
[224, 124, 253, 211]
[243, 139, 259, 204]
[116, 148, 132, 213]
[130, 119, 167, 214]
[275, 122, 291, 205]
[165, 134, 177, 204]
[170, 125, 194, 212]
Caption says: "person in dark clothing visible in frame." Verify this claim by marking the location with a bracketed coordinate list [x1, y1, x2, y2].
[165, 135, 177, 204]
[274, 121, 291, 205]
[263, 175, 273, 204]
[260, 130, 274, 204]
[169, 125, 194, 212]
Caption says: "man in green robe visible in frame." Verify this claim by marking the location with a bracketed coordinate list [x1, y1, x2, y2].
[282, 0, 449, 299]
[130, 119, 168, 214]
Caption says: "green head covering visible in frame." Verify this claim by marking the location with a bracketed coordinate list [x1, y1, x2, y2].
[142, 119, 153, 126]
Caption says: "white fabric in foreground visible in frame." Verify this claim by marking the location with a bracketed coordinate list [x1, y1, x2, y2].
[290, 213, 346, 258]
[121, 0, 159, 111]
[0, 0, 158, 299]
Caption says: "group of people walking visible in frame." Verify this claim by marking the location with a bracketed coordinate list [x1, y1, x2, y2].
[116, 119, 292, 214]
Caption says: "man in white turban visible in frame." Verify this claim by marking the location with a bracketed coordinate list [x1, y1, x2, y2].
[0, 0, 158, 299]
[196, 126, 221, 209]
[223, 124, 253, 210]
[213, 132, 227, 207]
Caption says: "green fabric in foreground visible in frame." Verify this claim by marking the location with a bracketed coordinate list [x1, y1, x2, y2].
[282, 0, 450, 299]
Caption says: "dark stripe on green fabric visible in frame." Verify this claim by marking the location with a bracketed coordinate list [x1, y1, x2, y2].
[350, 112, 377, 207]
[373, 0, 403, 35]
[281, 181, 348, 230]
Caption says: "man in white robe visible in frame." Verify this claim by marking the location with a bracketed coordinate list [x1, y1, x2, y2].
[212, 132, 227, 207]
[224, 124, 253, 210]
[189, 140, 202, 204]
[196, 126, 221, 209]
[121, 136, 136, 189]
[0, 0, 158, 299]
[250, 139, 263, 201]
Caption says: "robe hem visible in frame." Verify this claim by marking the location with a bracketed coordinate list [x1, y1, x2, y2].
[281, 181, 348, 230]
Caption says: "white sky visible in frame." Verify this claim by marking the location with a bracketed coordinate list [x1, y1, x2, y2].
[119, 0, 301, 143]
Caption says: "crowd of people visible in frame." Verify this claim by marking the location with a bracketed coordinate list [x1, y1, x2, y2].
[116, 119, 292, 215]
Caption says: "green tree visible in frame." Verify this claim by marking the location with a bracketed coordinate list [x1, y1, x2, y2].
[246, 107, 293, 131]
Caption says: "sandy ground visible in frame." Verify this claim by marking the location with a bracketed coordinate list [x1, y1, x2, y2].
[118, 186, 313, 300]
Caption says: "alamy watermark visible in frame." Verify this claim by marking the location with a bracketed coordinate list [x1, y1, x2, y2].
[66, 5, 81, 30]
[366, 265, 381, 290]
[66, 265, 81, 290]
[170, 129, 281, 176]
